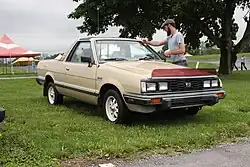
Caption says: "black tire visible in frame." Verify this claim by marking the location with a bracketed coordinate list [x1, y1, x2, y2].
[102, 89, 129, 124]
[184, 107, 201, 116]
[46, 82, 63, 105]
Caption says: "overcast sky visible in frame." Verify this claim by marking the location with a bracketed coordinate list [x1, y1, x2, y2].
[0, 0, 248, 53]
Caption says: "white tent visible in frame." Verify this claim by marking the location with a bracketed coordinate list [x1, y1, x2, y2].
[12, 57, 39, 65]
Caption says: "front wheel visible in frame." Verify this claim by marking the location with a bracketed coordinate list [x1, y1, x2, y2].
[47, 82, 63, 105]
[102, 89, 129, 124]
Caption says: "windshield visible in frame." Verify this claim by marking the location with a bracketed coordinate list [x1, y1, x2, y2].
[95, 40, 162, 62]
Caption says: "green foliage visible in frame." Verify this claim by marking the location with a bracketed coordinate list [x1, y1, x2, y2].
[162, 44, 168, 51]
[242, 43, 250, 52]
[69, 0, 249, 49]
[44, 53, 63, 60]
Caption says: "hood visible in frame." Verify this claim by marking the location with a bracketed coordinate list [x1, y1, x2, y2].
[104, 60, 214, 78]
[104, 60, 187, 76]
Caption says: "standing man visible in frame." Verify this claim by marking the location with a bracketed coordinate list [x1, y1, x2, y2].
[241, 55, 247, 70]
[143, 19, 187, 66]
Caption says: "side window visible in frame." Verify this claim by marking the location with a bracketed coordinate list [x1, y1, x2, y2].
[67, 42, 93, 63]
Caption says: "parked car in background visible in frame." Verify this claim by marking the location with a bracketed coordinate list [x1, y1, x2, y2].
[36, 37, 226, 124]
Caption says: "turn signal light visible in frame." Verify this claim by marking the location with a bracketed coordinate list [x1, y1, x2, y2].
[151, 98, 161, 104]
[217, 92, 224, 98]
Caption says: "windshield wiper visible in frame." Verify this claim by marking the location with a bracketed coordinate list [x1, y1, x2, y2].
[104, 58, 128, 61]
[139, 55, 155, 60]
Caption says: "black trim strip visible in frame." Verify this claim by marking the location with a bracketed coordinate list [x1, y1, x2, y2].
[0, 107, 5, 123]
[36, 78, 45, 85]
[55, 83, 99, 96]
[124, 96, 152, 105]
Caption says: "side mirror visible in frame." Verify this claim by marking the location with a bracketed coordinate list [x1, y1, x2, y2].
[81, 56, 93, 67]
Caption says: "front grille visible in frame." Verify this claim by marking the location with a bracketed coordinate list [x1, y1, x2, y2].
[168, 79, 204, 92]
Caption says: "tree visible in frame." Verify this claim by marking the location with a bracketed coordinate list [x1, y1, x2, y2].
[242, 43, 250, 52]
[44, 53, 63, 60]
[68, 0, 250, 75]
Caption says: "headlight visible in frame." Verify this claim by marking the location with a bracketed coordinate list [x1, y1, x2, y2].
[159, 82, 168, 91]
[211, 80, 218, 87]
[203, 79, 220, 88]
[203, 80, 210, 88]
[146, 82, 156, 91]
[141, 82, 156, 92]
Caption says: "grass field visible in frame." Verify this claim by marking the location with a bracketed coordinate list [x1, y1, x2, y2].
[187, 52, 250, 61]
[165, 60, 218, 69]
[188, 62, 218, 69]
[1, 71, 250, 167]
[0, 73, 36, 78]
[0, 65, 36, 77]
[0, 65, 26, 73]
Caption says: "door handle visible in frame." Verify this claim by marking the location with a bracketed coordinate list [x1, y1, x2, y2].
[66, 67, 70, 71]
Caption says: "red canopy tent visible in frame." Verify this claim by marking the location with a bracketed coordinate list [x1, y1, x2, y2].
[0, 34, 41, 74]
[0, 34, 40, 58]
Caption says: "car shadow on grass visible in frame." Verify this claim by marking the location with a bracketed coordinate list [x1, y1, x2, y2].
[127, 109, 217, 126]
[62, 97, 218, 126]
[62, 98, 102, 117]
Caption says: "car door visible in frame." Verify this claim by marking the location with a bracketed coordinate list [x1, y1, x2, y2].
[62, 41, 98, 105]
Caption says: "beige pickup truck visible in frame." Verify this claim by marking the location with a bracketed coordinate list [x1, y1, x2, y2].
[36, 37, 226, 124]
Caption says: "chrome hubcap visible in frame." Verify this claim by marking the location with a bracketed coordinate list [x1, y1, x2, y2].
[48, 86, 55, 104]
[105, 96, 119, 122]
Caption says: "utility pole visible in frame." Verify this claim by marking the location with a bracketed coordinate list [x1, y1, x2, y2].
[97, 6, 100, 33]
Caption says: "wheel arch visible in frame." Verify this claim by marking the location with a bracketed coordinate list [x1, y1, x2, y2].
[43, 74, 55, 96]
[98, 83, 126, 106]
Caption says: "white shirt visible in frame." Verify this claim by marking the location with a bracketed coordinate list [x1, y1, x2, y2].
[241, 57, 246, 63]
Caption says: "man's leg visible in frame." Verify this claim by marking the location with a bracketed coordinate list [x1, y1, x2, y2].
[241, 63, 243, 70]
[243, 63, 247, 70]
[235, 64, 239, 70]
[233, 64, 238, 70]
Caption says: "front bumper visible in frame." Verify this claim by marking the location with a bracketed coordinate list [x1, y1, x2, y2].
[0, 107, 5, 123]
[123, 89, 226, 113]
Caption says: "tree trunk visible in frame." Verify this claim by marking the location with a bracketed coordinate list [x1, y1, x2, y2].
[218, 41, 232, 75]
[231, 49, 237, 71]
[218, 0, 234, 75]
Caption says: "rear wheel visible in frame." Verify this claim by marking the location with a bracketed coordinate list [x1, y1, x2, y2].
[102, 89, 129, 124]
[47, 82, 63, 105]
[184, 107, 202, 116]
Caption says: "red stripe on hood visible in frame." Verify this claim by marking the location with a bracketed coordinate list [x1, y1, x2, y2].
[152, 68, 216, 77]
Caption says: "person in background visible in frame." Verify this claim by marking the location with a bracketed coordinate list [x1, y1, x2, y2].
[241, 55, 247, 70]
[142, 19, 187, 66]
[232, 61, 238, 71]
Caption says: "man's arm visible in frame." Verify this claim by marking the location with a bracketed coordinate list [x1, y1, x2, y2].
[145, 39, 167, 46]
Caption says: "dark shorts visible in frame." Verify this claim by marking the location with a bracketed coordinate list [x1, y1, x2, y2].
[172, 59, 188, 67]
